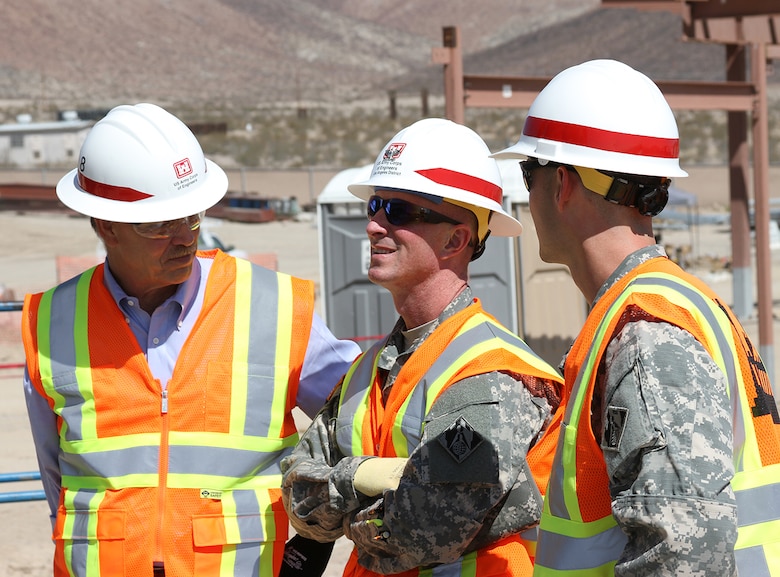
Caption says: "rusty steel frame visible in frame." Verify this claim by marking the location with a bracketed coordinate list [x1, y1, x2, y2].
[434, 0, 780, 374]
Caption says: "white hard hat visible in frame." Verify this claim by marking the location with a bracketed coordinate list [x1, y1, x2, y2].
[493, 59, 687, 178]
[56, 103, 228, 223]
[349, 118, 523, 237]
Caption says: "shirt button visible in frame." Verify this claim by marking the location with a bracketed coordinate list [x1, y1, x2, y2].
[153, 337, 160, 345]
[127, 300, 135, 307]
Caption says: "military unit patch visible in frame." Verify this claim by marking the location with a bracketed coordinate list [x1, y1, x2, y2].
[438, 416, 484, 463]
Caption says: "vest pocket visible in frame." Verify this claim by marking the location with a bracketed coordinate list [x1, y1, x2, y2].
[192, 510, 284, 546]
[53, 508, 126, 576]
[54, 507, 126, 540]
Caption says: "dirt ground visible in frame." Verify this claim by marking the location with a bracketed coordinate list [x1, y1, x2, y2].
[2, 164, 780, 575]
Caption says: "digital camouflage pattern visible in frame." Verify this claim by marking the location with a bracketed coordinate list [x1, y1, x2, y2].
[282, 289, 561, 574]
[566, 245, 738, 576]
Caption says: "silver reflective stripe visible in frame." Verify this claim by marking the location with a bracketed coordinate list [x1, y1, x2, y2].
[48, 276, 87, 442]
[520, 526, 537, 544]
[336, 341, 383, 453]
[735, 545, 771, 577]
[430, 558, 464, 575]
[548, 273, 742, 521]
[632, 275, 747, 456]
[735, 481, 780, 526]
[398, 319, 535, 453]
[244, 266, 281, 437]
[535, 525, 626, 570]
[60, 445, 159, 480]
[67, 489, 98, 577]
[632, 275, 738, 391]
[168, 443, 288, 477]
[234, 490, 263, 538]
[232, 491, 271, 575]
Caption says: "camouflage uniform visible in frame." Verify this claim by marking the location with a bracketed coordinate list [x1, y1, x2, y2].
[281, 288, 562, 574]
[568, 244, 738, 576]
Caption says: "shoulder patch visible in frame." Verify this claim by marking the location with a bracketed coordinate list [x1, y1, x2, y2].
[438, 416, 484, 463]
[603, 405, 629, 452]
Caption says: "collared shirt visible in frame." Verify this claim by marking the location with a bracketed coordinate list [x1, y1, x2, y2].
[24, 254, 360, 522]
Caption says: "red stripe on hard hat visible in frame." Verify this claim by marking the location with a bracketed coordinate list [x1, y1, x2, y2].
[416, 168, 502, 204]
[78, 173, 153, 202]
[524, 116, 679, 158]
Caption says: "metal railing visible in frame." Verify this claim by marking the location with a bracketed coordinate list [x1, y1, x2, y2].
[0, 471, 46, 503]
[1, 300, 45, 503]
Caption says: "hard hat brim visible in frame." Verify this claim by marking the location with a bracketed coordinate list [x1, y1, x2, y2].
[56, 159, 229, 223]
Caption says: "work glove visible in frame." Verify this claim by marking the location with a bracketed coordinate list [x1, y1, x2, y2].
[278, 534, 334, 577]
[352, 457, 408, 496]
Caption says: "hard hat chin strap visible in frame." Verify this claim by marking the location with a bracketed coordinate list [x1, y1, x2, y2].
[471, 229, 490, 261]
[571, 165, 671, 217]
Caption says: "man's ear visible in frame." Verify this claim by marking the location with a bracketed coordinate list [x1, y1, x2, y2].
[441, 225, 473, 260]
[555, 165, 576, 210]
[93, 219, 119, 246]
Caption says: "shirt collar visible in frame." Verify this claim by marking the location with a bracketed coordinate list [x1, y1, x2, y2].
[102, 256, 202, 324]
[592, 244, 667, 306]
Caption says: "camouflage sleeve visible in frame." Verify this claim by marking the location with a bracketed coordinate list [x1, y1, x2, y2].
[343, 371, 551, 574]
[280, 390, 375, 543]
[602, 320, 738, 577]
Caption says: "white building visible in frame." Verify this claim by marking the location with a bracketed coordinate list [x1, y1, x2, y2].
[0, 116, 94, 168]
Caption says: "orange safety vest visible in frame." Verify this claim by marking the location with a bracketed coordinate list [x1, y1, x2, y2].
[22, 251, 314, 577]
[335, 301, 563, 577]
[534, 257, 780, 576]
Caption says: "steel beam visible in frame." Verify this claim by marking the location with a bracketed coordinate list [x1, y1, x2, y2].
[461, 76, 756, 112]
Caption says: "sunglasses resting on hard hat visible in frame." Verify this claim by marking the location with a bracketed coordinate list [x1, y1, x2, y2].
[132, 212, 205, 239]
[367, 195, 461, 227]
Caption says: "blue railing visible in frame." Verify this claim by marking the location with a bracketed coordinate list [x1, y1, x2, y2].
[0, 470, 46, 503]
[1, 300, 45, 503]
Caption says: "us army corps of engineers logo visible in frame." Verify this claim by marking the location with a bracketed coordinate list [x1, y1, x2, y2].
[438, 416, 484, 463]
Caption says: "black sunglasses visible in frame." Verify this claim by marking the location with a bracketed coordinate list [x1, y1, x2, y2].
[367, 195, 461, 226]
[520, 159, 574, 191]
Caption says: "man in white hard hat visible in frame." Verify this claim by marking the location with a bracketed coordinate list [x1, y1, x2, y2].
[280, 118, 564, 577]
[21, 103, 360, 577]
[494, 59, 780, 576]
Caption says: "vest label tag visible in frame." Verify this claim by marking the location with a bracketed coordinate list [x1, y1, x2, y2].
[200, 489, 223, 500]
[603, 406, 628, 452]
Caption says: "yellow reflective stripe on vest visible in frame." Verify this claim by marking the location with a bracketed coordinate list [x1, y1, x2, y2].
[37, 269, 97, 443]
[551, 285, 633, 524]
[230, 259, 252, 434]
[60, 488, 108, 575]
[415, 549, 478, 577]
[538, 270, 746, 574]
[391, 314, 558, 457]
[336, 343, 383, 455]
[629, 273, 769, 476]
[39, 260, 299, 481]
[734, 461, 780, 568]
[270, 269, 294, 438]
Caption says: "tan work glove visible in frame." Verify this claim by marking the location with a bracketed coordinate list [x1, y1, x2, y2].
[353, 457, 408, 496]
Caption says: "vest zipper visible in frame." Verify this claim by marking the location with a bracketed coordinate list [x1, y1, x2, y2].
[156, 386, 170, 566]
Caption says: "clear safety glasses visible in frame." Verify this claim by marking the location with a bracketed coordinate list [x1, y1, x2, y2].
[132, 212, 205, 239]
